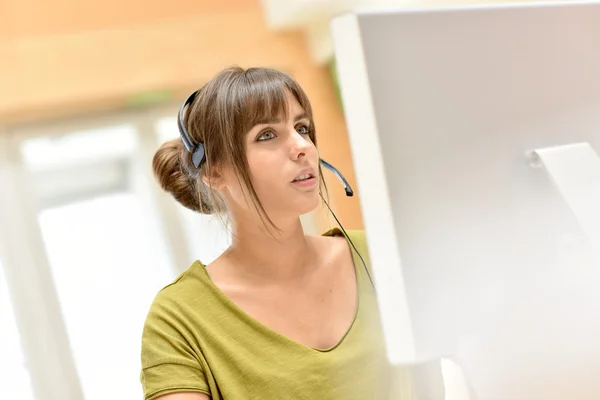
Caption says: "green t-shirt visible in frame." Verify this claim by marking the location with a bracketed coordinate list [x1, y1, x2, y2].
[140, 229, 412, 399]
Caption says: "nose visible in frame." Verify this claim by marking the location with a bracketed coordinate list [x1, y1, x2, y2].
[289, 129, 311, 161]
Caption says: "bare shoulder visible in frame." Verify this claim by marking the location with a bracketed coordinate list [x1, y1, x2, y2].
[309, 233, 352, 265]
[311, 230, 371, 271]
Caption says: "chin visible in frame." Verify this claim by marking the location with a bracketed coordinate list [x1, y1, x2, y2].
[260, 188, 321, 220]
[295, 193, 321, 215]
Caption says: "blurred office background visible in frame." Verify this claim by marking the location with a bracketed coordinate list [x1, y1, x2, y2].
[0, 1, 550, 399]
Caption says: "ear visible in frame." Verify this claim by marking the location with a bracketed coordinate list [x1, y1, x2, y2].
[201, 165, 226, 191]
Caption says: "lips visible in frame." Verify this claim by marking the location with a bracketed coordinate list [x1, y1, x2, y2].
[291, 168, 316, 182]
[293, 173, 313, 182]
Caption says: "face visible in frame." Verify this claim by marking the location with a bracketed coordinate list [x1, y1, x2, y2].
[220, 90, 321, 222]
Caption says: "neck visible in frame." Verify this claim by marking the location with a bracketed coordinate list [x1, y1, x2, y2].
[225, 215, 320, 282]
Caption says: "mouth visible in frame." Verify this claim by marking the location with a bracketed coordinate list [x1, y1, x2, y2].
[291, 169, 318, 188]
[292, 173, 315, 182]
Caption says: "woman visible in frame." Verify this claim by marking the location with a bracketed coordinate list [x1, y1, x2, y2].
[141, 66, 411, 399]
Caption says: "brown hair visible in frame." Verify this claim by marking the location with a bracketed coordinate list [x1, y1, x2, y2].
[152, 66, 325, 228]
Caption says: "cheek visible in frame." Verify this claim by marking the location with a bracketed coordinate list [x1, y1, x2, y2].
[247, 153, 282, 194]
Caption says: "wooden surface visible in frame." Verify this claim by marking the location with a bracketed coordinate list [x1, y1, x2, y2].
[0, 0, 363, 229]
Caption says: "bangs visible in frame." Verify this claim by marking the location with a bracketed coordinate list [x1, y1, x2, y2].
[233, 68, 314, 136]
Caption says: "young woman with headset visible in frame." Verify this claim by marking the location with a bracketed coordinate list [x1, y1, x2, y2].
[140, 66, 410, 399]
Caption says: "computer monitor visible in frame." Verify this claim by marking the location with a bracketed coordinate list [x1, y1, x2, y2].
[331, 1, 600, 398]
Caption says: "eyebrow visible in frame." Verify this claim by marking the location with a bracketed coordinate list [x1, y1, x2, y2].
[256, 113, 308, 125]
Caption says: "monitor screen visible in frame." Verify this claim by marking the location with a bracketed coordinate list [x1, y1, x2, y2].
[332, 2, 600, 398]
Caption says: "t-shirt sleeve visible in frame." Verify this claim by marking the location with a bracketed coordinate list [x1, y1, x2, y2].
[140, 293, 210, 400]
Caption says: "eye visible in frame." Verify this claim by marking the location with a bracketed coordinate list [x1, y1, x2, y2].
[296, 124, 310, 135]
[257, 130, 276, 141]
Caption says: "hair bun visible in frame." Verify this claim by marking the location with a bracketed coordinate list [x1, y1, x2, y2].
[152, 139, 208, 213]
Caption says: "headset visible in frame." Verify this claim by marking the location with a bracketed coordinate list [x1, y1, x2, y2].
[177, 90, 375, 290]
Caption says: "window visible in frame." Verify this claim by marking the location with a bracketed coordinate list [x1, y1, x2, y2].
[19, 123, 177, 400]
[0, 261, 35, 400]
[38, 194, 174, 400]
